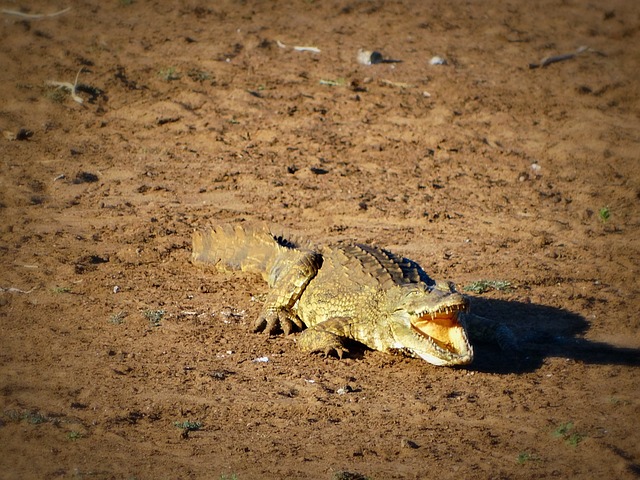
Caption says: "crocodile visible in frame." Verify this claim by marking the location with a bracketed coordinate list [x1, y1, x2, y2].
[192, 224, 478, 366]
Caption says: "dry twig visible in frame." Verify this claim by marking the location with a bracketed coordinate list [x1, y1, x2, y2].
[46, 67, 85, 104]
[0, 286, 36, 294]
[1, 7, 70, 19]
[530, 46, 589, 69]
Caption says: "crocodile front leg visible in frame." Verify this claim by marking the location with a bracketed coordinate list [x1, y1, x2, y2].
[297, 317, 353, 358]
[462, 313, 518, 352]
[253, 250, 322, 335]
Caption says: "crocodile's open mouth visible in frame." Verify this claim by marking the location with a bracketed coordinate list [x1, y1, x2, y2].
[412, 305, 469, 354]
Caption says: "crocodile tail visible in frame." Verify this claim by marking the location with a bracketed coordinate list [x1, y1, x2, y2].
[192, 224, 288, 275]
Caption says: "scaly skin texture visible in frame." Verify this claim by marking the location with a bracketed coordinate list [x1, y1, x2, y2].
[192, 225, 475, 366]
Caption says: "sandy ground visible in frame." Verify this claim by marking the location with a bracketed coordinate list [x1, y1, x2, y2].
[1, 1, 639, 479]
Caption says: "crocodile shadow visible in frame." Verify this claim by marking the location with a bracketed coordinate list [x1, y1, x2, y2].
[467, 296, 640, 374]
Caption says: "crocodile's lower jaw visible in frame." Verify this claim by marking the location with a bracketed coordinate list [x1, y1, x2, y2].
[413, 347, 473, 366]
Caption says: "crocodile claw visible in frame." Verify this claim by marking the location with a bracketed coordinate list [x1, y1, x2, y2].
[322, 346, 349, 359]
[253, 307, 305, 336]
[297, 326, 350, 358]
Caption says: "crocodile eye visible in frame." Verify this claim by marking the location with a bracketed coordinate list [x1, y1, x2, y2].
[406, 287, 424, 297]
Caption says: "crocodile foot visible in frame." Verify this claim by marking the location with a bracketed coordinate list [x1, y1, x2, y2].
[297, 320, 351, 359]
[463, 313, 519, 352]
[253, 307, 305, 336]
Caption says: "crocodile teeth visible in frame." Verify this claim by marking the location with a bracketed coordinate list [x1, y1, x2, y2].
[416, 302, 469, 319]
[414, 311, 462, 331]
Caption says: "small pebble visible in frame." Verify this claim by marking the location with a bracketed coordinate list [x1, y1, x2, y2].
[336, 384, 354, 395]
[357, 49, 384, 65]
[401, 438, 420, 449]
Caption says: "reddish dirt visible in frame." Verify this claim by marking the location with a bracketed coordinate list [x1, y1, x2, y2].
[1, 1, 639, 479]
